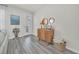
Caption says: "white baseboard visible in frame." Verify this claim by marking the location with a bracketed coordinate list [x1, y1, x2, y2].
[9, 33, 35, 39]
[66, 46, 79, 54]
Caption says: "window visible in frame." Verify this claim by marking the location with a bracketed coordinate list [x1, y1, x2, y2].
[0, 7, 5, 32]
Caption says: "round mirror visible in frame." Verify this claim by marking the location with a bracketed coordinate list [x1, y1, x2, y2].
[41, 18, 48, 25]
[49, 17, 55, 24]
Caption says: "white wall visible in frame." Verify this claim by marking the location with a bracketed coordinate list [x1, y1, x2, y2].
[5, 6, 33, 39]
[33, 5, 79, 53]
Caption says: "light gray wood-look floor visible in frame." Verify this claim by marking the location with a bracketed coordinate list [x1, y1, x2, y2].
[7, 35, 75, 54]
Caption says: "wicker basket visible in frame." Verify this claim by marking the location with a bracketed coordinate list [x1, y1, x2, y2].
[55, 42, 66, 52]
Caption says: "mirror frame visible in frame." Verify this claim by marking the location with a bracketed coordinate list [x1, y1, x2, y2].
[49, 17, 55, 24]
[41, 18, 48, 25]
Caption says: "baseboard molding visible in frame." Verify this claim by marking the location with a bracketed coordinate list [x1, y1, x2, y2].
[9, 33, 35, 39]
[66, 46, 79, 54]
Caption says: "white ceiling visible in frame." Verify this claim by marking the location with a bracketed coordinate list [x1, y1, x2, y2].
[8, 4, 45, 13]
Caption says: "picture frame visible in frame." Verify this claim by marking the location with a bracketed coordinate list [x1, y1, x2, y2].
[10, 15, 20, 25]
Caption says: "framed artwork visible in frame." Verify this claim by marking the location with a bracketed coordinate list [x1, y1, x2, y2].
[10, 15, 20, 25]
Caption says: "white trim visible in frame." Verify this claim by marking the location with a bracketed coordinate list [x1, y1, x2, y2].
[66, 46, 79, 54]
[9, 32, 35, 39]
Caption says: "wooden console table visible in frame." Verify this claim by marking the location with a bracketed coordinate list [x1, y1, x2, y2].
[37, 28, 54, 44]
